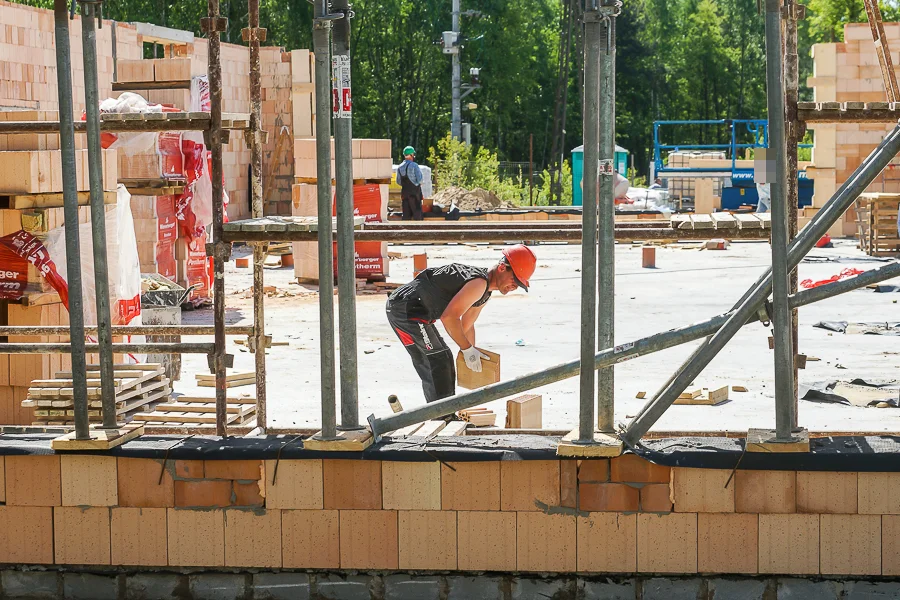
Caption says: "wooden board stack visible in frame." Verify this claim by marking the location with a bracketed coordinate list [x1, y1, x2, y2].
[21, 363, 171, 425]
[195, 371, 255, 388]
[131, 395, 257, 428]
[858, 193, 900, 256]
[458, 408, 496, 427]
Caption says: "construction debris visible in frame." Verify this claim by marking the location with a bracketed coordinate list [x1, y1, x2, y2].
[432, 186, 515, 211]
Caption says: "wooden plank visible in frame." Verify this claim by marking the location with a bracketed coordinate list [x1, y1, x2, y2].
[171, 395, 256, 404]
[746, 427, 810, 453]
[302, 429, 374, 451]
[51, 423, 144, 451]
[153, 402, 243, 414]
[195, 371, 255, 383]
[6, 191, 116, 210]
[408, 420, 447, 438]
[436, 421, 468, 436]
[556, 429, 623, 457]
[196, 377, 255, 388]
[677, 388, 703, 400]
[387, 423, 424, 437]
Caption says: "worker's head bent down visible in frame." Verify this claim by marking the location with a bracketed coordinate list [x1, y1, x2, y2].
[385, 244, 537, 410]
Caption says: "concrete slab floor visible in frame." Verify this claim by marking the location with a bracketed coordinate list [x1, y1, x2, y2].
[179, 239, 900, 433]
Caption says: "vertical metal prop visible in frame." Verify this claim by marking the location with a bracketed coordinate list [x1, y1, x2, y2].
[54, 0, 90, 440]
[451, 0, 462, 139]
[765, 0, 796, 439]
[596, 2, 618, 433]
[247, 0, 268, 430]
[579, 1, 601, 442]
[313, 1, 338, 439]
[79, 0, 117, 429]
[206, 0, 228, 436]
[332, 0, 360, 430]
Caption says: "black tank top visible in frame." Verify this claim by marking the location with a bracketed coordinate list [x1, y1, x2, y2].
[388, 263, 491, 321]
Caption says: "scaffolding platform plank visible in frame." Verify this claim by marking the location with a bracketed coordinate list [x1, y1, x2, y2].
[51, 423, 144, 451]
[223, 215, 366, 233]
[798, 101, 900, 122]
[0, 190, 116, 210]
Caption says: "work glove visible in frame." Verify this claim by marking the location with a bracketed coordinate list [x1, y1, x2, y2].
[462, 346, 488, 373]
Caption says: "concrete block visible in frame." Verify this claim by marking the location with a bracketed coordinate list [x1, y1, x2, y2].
[797, 472, 857, 513]
[384, 575, 441, 600]
[641, 484, 673, 512]
[62, 573, 118, 600]
[117, 458, 175, 508]
[315, 574, 372, 600]
[500, 460, 560, 511]
[776, 579, 841, 600]
[578, 459, 610, 482]
[458, 511, 517, 571]
[697, 513, 759, 574]
[576, 513, 637, 572]
[1, 570, 59, 600]
[517, 511, 576, 572]
[637, 513, 698, 573]
[709, 579, 767, 600]
[820, 514, 881, 575]
[61, 455, 117, 506]
[383, 462, 441, 510]
[511, 578, 574, 600]
[323, 459, 382, 509]
[579, 483, 639, 512]
[5, 455, 61, 506]
[446, 576, 503, 600]
[204, 460, 262, 481]
[399, 510, 457, 570]
[224, 509, 282, 568]
[580, 579, 635, 600]
[858, 472, 900, 514]
[843, 581, 900, 599]
[54, 506, 111, 565]
[167, 508, 225, 567]
[189, 574, 247, 600]
[0, 506, 54, 564]
[641, 578, 703, 600]
[282, 509, 340, 569]
[125, 573, 183, 600]
[734, 470, 796, 514]
[262, 459, 323, 509]
[673, 468, 734, 513]
[441, 461, 500, 511]
[251, 573, 310, 600]
[339, 510, 399, 569]
[758, 514, 819, 575]
[110, 507, 168, 566]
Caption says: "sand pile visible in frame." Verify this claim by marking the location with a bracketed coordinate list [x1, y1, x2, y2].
[432, 186, 514, 211]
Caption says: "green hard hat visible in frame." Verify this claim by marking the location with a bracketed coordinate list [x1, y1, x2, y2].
[403, 146, 416, 156]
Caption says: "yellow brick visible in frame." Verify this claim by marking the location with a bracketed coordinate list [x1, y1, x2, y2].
[0, 456, 4, 503]
[576, 513, 637, 572]
[797, 472, 857, 514]
[517, 512, 576, 572]
[0, 506, 53, 564]
[54, 506, 111, 565]
[698, 513, 758, 574]
[858, 473, 900, 514]
[225, 509, 282, 568]
[457, 511, 516, 571]
[758, 514, 819, 575]
[735, 470, 796, 514]
[883, 515, 900, 575]
[262, 460, 323, 509]
[673, 468, 734, 513]
[339, 510, 398, 569]
[61, 455, 117, 506]
[820, 514, 881, 575]
[441, 462, 500, 511]
[637, 513, 697, 573]
[382, 462, 440, 510]
[399, 510, 457, 570]
[282, 510, 340, 569]
[110, 507, 167, 566]
[167, 509, 225, 567]
[500, 460, 560, 511]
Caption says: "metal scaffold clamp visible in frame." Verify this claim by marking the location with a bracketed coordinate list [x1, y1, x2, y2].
[200, 17, 229, 33]
[241, 27, 268, 42]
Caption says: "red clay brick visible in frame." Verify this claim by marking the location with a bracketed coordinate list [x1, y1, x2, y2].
[339, 510, 398, 569]
[560, 460, 577, 508]
[577, 459, 609, 483]
[175, 460, 204, 479]
[579, 483, 640, 512]
[610, 454, 670, 483]
[174, 480, 233, 508]
[5, 455, 61, 506]
[323, 460, 382, 510]
[233, 481, 264, 507]
[641, 483, 673, 512]
[117, 458, 174, 508]
[205, 460, 262, 481]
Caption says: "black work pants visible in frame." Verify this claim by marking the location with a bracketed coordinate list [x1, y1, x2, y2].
[386, 302, 455, 402]
[401, 191, 424, 221]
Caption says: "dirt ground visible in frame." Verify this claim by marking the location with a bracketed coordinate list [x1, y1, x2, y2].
[179, 239, 900, 433]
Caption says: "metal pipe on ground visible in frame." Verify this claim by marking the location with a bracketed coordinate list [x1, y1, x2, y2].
[578, 2, 601, 442]
[622, 122, 900, 446]
[313, 2, 338, 440]
[53, 0, 89, 440]
[332, 0, 361, 430]
[366, 260, 900, 439]
[79, 1, 117, 429]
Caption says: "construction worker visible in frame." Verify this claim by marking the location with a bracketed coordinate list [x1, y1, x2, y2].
[386, 245, 537, 404]
[397, 146, 425, 220]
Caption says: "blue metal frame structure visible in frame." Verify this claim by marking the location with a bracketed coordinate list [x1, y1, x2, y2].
[653, 119, 770, 175]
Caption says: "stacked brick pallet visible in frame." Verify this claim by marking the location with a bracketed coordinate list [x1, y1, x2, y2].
[808, 23, 900, 236]
[0, 452, 898, 579]
[261, 47, 295, 216]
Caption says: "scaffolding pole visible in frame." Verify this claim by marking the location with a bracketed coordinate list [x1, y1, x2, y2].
[578, 0, 601, 442]
[622, 122, 900, 446]
[366, 260, 900, 438]
[53, 0, 89, 440]
[246, 0, 268, 431]
[313, 1, 338, 440]
[79, 0, 117, 429]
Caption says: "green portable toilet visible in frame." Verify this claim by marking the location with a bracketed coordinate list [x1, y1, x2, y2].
[571, 144, 629, 206]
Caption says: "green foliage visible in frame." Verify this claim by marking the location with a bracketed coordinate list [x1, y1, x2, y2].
[533, 161, 573, 206]
[628, 168, 648, 189]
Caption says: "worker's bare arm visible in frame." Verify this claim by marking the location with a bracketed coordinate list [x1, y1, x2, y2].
[440, 279, 488, 350]
[461, 304, 484, 345]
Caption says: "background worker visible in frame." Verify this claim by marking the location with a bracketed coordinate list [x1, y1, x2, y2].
[397, 146, 425, 220]
[386, 245, 537, 404]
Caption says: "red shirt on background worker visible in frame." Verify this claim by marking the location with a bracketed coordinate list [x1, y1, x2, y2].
[386, 245, 537, 404]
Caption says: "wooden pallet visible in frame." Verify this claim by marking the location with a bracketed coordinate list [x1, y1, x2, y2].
[133, 397, 256, 427]
[0, 190, 117, 210]
[195, 371, 256, 388]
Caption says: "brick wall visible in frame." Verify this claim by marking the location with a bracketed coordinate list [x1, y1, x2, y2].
[1, 452, 898, 576]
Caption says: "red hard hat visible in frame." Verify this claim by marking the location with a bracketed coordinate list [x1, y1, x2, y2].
[502, 244, 537, 291]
